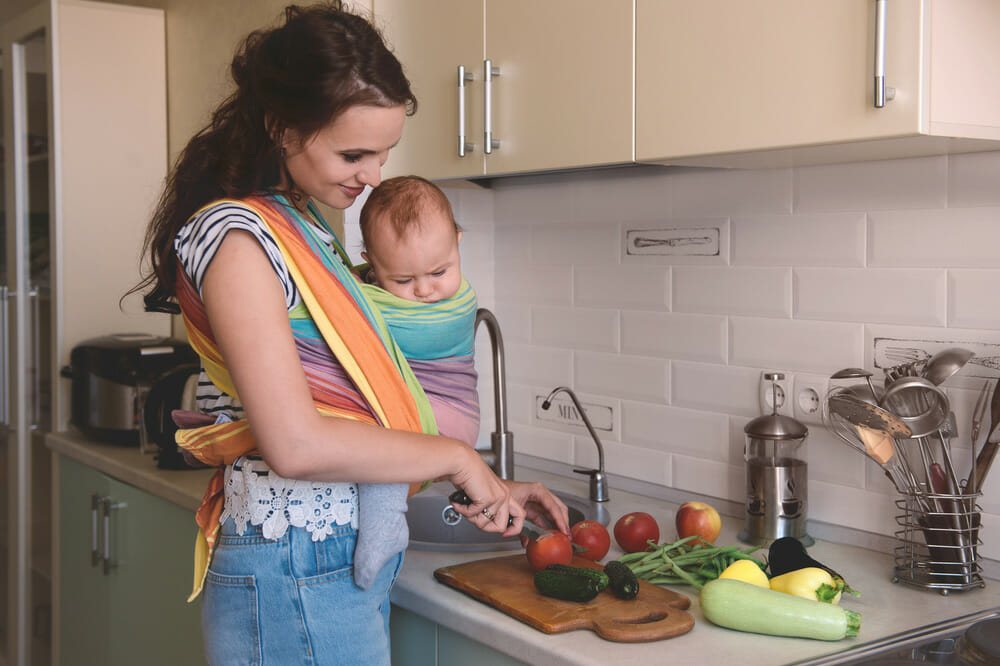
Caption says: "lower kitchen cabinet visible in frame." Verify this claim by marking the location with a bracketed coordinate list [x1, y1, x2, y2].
[57, 455, 204, 665]
[390, 605, 526, 666]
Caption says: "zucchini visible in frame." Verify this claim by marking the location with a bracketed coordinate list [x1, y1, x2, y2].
[545, 564, 610, 592]
[604, 560, 640, 600]
[700, 579, 861, 641]
[533, 570, 601, 602]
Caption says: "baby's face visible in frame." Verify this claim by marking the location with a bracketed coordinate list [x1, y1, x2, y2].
[364, 209, 462, 303]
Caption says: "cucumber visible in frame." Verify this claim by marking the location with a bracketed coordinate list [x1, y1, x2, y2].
[604, 560, 640, 600]
[533, 570, 601, 602]
[544, 564, 610, 591]
[700, 578, 861, 641]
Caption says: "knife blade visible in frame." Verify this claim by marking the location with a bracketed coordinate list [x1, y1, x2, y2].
[448, 489, 587, 553]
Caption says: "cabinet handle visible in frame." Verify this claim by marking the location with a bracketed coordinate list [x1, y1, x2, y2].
[483, 59, 501, 154]
[457, 66, 475, 157]
[873, 0, 896, 108]
[28, 284, 41, 429]
[90, 494, 104, 566]
[102, 498, 126, 575]
[0, 285, 8, 426]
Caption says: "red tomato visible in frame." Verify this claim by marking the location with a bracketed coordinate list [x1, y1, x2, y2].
[613, 512, 660, 553]
[524, 531, 573, 571]
[571, 520, 611, 561]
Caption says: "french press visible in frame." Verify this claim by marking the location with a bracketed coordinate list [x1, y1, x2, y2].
[738, 373, 813, 546]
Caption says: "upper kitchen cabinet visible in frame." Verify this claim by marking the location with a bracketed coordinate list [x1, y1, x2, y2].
[636, 0, 1000, 168]
[373, 0, 634, 180]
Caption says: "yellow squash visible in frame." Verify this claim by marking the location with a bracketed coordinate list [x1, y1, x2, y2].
[769, 567, 843, 604]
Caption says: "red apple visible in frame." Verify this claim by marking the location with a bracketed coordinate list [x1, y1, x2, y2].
[674, 501, 721, 544]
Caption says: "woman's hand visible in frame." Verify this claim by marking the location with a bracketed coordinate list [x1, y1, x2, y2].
[504, 480, 571, 538]
[447, 448, 526, 536]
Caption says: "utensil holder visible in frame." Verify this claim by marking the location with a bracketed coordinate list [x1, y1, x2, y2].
[893, 490, 985, 594]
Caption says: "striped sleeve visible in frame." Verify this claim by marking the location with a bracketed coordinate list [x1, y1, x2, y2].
[175, 201, 300, 309]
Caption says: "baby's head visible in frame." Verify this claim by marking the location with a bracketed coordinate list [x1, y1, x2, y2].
[360, 175, 463, 303]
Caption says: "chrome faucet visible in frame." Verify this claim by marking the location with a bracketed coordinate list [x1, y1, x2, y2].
[541, 387, 609, 502]
[475, 309, 514, 480]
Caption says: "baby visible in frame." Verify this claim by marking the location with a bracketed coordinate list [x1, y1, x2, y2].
[353, 175, 480, 588]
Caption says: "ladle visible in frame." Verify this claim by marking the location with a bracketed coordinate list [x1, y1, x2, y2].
[922, 347, 975, 386]
[831, 367, 880, 404]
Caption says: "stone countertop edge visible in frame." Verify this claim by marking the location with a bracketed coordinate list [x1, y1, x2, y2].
[46, 430, 1000, 666]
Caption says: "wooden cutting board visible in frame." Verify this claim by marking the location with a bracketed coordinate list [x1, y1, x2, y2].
[434, 555, 694, 643]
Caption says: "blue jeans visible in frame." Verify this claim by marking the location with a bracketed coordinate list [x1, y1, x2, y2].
[201, 518, 403, 665]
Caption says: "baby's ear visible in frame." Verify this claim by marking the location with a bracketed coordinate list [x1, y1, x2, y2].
[361, 251, 370, 264]
[456, 230, 463, 244]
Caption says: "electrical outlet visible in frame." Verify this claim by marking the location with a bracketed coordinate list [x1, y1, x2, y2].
[758, 371, 793, 416]
[792, 373, 830, 425]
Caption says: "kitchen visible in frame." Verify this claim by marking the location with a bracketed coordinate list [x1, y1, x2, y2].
[3, 0, 1000, 664]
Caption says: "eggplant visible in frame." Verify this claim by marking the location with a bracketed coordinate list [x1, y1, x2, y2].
[767, 537, 859, 597]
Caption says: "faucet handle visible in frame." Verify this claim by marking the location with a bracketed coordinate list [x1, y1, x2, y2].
[573, 467, 599, 477]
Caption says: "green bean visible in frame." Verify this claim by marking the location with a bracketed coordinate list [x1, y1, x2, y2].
[619, 535, 766, 591]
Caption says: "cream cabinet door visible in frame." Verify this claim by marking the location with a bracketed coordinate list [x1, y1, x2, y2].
[375, 0, 633, 180]
[374, 0, 485, 180]
[482, 0, 633, 176]
[637, 0, 1000, 167]
[637, 0, 922, 163]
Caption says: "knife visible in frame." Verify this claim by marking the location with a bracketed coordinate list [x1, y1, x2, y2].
[448, 489, 587, 553]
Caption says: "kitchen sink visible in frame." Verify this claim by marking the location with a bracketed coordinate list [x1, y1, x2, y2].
[406, 482, 611, 552]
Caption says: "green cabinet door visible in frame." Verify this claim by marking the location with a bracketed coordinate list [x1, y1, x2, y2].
[58, 456, 204, 665]
[58, 458, 113, 664]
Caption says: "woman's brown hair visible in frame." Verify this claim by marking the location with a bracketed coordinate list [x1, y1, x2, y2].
[133, 2, 416, 313]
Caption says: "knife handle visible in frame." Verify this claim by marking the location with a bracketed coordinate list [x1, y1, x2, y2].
[448, 489, 514, 527]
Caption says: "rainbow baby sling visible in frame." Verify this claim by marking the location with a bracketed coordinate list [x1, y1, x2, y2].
[175, 194, 475, 599]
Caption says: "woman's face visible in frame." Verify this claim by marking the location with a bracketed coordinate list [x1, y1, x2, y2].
[281, 104, 406, 210]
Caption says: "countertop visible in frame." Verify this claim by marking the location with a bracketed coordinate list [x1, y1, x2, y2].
[48, 430, 1000, 666]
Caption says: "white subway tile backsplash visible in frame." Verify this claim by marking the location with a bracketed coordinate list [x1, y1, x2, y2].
[532, 225, 620, 264]
[795, 156, 948, 212]
[574, 351, 670, 404]
[731, 212, 866, 266]
[504, 342, 573, 387]
[621, 400, 729, 459]
[949, 270, 1000, 330]
[495, 263, 572, 305]
[808, 482, 898, 534]
[531, 306, 619, 351]
[869, 207, 1000, 267]
[670, 166, 793, 217]
[598, 440, 672, 487]
[948, 151, 1000, 208]
[491, 303, 531, 343]
[493, 174, 579, 225]
[568, 166, 674, 225]
[794, 267, 947, 326]
[806, 428, 868, 489]
[674, 266, 791, 317]
[670, 455, 740, 501]
[622, 311, 728, 362]
[671, 361, 763, 417]
[494, 225, 533, 262]
[575, 265, 670, 310]
[730, 316, 863, 373]
[475, 152, 1000, 549]
[509, 423, 575, 463]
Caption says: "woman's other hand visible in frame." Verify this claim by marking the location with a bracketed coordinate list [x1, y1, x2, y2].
[505, 480, 571, 538]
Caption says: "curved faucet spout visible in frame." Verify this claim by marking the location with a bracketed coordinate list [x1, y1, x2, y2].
[476, 309, 514, 480]
[542, 386, 609, 502]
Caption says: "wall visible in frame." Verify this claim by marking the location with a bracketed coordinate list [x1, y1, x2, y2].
[425, 152, 1000, 560]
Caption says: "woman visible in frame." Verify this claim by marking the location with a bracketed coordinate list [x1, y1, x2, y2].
[134, 4, 569, 664]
